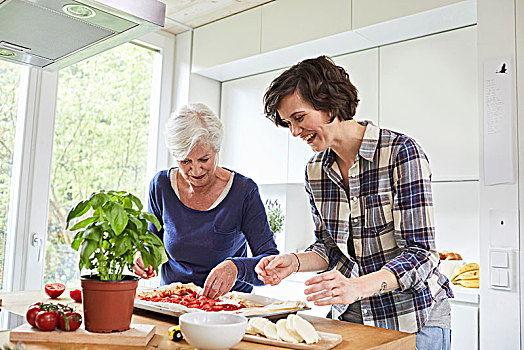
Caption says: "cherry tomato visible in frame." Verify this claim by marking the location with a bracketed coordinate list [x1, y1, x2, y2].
[44, 283, 65, 298]
[69, 289, 82, 302]
[26, 305, 42, 326]
[58, 312, 82, 331]
[35, 311, 58, 331]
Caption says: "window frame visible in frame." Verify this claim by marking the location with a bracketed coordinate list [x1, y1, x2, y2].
[3, 30, 174, 291]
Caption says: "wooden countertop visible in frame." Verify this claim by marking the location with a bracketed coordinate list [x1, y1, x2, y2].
[0, 290, 415, 349]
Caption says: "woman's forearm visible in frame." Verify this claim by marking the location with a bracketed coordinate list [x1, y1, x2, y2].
[354, 269, 399, 299]
[291, 251, 329, 273]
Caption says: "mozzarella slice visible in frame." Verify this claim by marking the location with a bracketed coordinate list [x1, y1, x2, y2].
[263, 322, 279, 340]
[245, 322, 258, 335]
[285, 315, 304, 342]
[293, 315, 320, 344]
[249, 317, 270, 335]
[276, 319, 300, 343]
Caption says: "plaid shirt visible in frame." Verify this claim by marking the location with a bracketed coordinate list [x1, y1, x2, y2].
[304, 121, 453, 333]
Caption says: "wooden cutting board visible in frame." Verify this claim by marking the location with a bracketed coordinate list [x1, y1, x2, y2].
[10, 323, 155, 347]
[243, 331, 343, 350]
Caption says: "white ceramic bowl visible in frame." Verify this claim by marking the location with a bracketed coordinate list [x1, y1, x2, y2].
[179, 312, 247, 350]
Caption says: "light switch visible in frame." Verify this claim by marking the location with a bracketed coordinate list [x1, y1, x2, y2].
[490, 268, 499, 286]
[491, 250, 509, 268]
[499, 270, 510, 287]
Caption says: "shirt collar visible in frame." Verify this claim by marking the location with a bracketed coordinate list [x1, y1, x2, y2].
[358, 120, 380, 162]
[322, 120, 380, 169]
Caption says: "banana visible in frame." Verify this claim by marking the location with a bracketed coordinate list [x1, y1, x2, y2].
[451, 263, 479, 282]
[455, 279, 479, 288]
[454, 270, 479, 281]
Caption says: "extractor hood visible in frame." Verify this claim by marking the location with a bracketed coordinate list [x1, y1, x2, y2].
[0, 0, 165, 71]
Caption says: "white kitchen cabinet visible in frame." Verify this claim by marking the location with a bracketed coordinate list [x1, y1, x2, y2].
[352, 0, 466, 29]
[449, 295, 479, 350]
[220, 70, 289, 185]
[260, 0, 351, 53]
[379, 26, 478, 181]
[334, 48, 379, 125]
[192, 7, 261, 71]
[432, 182, 480, 262]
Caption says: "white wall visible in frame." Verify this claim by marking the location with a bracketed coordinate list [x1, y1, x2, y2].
[478, 0, 522, 348]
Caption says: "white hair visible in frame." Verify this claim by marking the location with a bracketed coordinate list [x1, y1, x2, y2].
[165, 103, 223, 161]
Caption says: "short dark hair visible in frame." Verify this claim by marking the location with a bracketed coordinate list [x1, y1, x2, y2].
[263, 55, 359, 127]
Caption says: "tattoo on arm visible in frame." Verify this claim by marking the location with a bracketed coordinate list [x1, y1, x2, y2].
[369, 281, 388, 298]
[354, 282, 388, 303]
[378, 281, 387, 294]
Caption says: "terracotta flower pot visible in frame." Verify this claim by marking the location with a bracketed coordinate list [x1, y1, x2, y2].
[81, 275, 139, 333]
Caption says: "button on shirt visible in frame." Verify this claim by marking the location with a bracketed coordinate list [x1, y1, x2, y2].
[304, 121, 453, 333]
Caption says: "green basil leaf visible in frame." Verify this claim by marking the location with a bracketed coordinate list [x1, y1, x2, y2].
[83, 227, 102, 242]
[141, 250, 152, 269]
[150, 248, 161, 267]
[103, 202, 128, 235]
[69, 217, 97, 231]
[159, 248, 168, 265]
[140, 212, 161, 231]
[128, 216, 144, 234]
[122, 197, 133, 209]
[80, 240, 97, 265]
[114, 236, 132, 257]
[66, 200, 90, 228]
[126, 193, 143, 211]
[102, 240, 110, 250]
[89, 192, 110, 209]
[147, 232, 164, 247]
[71, 231, 85, 251]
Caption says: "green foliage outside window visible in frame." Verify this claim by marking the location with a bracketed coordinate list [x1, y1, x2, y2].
[0, 62, 20, 291]
[45, 43, 155, 286]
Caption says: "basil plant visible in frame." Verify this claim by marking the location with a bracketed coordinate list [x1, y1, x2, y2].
[66, 190, 168, 281]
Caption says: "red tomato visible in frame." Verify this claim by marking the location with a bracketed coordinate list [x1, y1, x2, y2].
[26, 305, 42, 326]
[69, 289, 82, 302]
[58, 312, 82, 331]
[44, 283, 65, 298]
[35, 311, 58, 331]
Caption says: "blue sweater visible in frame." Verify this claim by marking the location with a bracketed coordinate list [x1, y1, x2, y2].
[148, 169, 279, 292]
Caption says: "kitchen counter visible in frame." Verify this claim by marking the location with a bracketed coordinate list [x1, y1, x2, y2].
[0, 290, 415, 349]
[450, 284, 479, 304]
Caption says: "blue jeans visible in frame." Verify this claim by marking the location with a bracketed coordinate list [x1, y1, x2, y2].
[416, 327, 451, 350]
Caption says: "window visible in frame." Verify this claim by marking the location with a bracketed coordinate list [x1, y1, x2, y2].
[0, 61, 21, 291]
[44, 43, 156, 286]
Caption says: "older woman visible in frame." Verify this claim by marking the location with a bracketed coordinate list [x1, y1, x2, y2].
[133, 103, 278, 298]
[255, 56, 452, 350]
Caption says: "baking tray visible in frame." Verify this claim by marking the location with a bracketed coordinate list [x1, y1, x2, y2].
[134, 292, 310, 319]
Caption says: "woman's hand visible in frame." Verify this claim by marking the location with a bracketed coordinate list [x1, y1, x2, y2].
[255, 254, 296, 286]
[203, 260, 238, 299]
[304, 270, 362, 306]
[133, 251, 156, 279]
